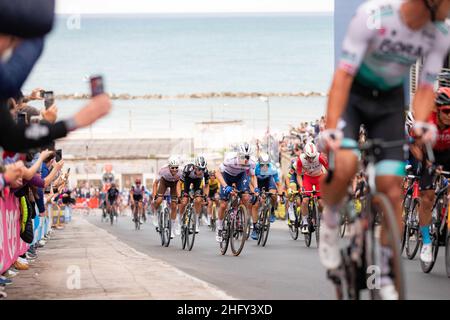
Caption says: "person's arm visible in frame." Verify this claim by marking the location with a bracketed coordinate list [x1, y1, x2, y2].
[215, 170, 227, 188]
[152, 179, 159, 197]
[0, 95, 111, 152]
[250, 174, 258, 193]
[0, 38, 44, 99]
[44, 160, 63, 187]
[22, 149, 52, 180]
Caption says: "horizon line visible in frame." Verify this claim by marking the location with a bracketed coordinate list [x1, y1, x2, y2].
[55, 11, 333, 16]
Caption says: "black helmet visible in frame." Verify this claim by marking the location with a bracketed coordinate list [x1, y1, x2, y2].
[438, 71, 450, 88]
[194, 155, 207, 170]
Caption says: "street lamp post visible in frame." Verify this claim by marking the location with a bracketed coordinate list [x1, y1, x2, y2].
[259, 96, 270, 152]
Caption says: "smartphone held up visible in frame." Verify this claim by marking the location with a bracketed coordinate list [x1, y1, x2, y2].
[44, 91, 54, 109]
[90, 75, 104, 97]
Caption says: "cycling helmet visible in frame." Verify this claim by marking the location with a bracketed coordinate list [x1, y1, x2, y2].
[238, 142, 253, 158]
[405, 111, 415, 132]
[258, 152, 270, 165]
[304, 142, 318, 159]
[438, 71, 450, 88]
[194, 155, 207, 170]
[435, 87, 450, 107]
[168, 156, 180, 168]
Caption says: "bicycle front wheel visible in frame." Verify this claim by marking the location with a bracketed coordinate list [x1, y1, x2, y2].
[405, 200, 421, 260]
[257, 209, 266, 246]
[314, 201, 321, 246]
[163, 207, 171, 247]
[230, 204, 248, 256]
[261, 206, 271, 247]
[186, 207, 196, 251]
[181, 211, 188, 250]
[371, 193, 406, 300]
[220, 213, 231, 255]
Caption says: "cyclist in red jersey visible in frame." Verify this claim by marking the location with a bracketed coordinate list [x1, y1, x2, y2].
[414, 86, 450, 263]
[296, 141, 329, 233]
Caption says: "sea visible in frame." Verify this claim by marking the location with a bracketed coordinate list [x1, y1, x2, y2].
[23, 13, 334, 138]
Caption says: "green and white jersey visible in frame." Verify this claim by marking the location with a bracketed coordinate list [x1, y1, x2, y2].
[339, 0, 450, 91]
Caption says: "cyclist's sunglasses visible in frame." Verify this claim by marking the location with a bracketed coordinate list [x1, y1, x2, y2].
[240, 155, 250, 160]
[195, 166, 205, 171]
[169, 166, 179, 170]
[439, 107, 450, 115]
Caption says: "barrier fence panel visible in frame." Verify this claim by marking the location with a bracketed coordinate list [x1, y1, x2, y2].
[0, 194, 30, 274]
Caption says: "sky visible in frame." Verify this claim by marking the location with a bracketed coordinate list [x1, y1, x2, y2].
[56, 0, 334, 14]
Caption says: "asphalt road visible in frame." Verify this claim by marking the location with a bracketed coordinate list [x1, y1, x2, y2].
[86, 211, 450, 300]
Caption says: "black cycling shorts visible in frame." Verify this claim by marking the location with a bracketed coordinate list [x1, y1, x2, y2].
[341, 81, 406, 163]
[208, 188, 218, 199]
[133, 194, 143, 202]
[419, 151, 450, 191]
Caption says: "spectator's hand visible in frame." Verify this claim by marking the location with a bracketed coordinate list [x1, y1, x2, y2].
[39, 149, 53, 161]
[29, 88, 44, 101]
[54, 160, 65, 171]
[74, 94, 111, 129]
[41, 104, 58, 123]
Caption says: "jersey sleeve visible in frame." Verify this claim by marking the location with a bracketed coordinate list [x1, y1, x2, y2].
[338, 2, 377, 76]
[296, 157, 303, 175]
[420, 22, 450, 88]
[319, 154, 329, 170]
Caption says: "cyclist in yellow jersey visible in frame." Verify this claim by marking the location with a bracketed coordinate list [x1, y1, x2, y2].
[207, 170, 220, 226]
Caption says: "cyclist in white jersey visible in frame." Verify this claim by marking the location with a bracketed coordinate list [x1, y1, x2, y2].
[214, 143, 258, 242]
[152, 156, 182, 239]
[318, 0, 450, 300]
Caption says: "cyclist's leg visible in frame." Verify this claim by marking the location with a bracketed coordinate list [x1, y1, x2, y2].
[154, 180, 167, 211]
[179, 179, 190, 216]
[169, 182, 179, 235]
[251, 178, 264, 226]
[368, 94, 407, 299]
[238, 173, 253, 217]
[193, 180, 203, 216]
[319, 93, 361, 269]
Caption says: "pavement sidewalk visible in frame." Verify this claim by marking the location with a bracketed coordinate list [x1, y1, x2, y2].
[5, 215, 234, 300]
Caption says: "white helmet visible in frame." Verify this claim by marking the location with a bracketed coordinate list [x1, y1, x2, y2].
[258, 152, 270, 165]
[168, 156, 180, 168]
[194, 155, 207, 169]
[238, 142, 253, 158]
[304, 142, 318, 159]
[405, 111, 415, 133]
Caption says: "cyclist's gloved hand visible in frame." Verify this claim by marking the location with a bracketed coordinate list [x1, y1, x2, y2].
[254, 188, 260, 194]
[413, 121, 437, 145]
[224, 186, 233, 196]
[318, 129, 343, 152]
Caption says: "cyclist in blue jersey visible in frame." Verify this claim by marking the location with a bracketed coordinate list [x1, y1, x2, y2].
[251, 153, 283, 240]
